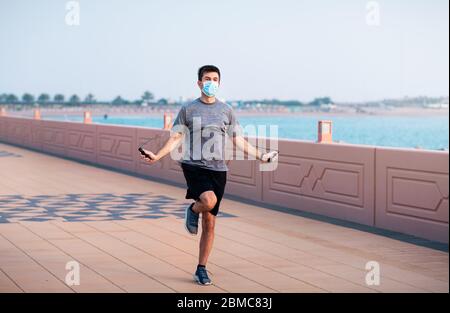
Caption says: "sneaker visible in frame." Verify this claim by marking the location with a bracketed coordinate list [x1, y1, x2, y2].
[184, 203, 199, 235]
[194, 267, 212, 285]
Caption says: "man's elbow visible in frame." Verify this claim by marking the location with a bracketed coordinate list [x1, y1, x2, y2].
[172, 132, 183, 141]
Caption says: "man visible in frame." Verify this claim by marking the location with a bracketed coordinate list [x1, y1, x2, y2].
[140, 65, 277, 285]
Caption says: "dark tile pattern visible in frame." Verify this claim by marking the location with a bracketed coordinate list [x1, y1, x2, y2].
[0, 150, 22, 158]
[0, 193, 236, 223]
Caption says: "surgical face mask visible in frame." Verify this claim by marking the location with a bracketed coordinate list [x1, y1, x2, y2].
[202, 81, 219, 97]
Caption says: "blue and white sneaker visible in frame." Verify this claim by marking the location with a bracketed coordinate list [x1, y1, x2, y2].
[194, 267, 212, 286]
[184, 203, 199, 235]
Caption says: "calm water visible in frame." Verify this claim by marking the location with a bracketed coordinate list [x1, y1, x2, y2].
[45, 114, 449, 151]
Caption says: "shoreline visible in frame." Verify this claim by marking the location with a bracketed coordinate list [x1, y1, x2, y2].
[8, 107, 449, 118]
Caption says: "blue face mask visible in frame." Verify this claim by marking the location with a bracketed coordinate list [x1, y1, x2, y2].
[202, 81, 219, 97]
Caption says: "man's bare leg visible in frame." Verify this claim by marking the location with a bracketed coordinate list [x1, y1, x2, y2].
[191, 191, 217, 266]
[199, 211, 216, 266]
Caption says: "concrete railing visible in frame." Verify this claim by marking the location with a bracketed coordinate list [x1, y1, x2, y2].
[0, 116, 448, 243]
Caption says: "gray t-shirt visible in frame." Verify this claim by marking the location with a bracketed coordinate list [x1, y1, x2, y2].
[172, 98, 241, 171]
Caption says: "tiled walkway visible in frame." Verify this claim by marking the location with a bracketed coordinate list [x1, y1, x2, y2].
[0, 142, 448, 293]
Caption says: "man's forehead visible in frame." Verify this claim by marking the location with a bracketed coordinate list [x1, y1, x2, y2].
[203, 72, 220, 79]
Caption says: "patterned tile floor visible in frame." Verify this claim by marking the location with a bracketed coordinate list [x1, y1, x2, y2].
[0, 193, 235, 223]
[0, 150, 22, 158]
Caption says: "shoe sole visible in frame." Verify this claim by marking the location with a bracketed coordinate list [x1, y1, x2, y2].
[194, 274, 212, 286]
[184, 205, 197, 236]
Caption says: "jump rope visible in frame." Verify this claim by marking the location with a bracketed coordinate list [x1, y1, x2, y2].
[138, 135, 279, 163]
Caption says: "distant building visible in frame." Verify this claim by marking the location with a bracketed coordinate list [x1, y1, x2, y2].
[425, 103, 449, 109]
[320, 103, 337, 110]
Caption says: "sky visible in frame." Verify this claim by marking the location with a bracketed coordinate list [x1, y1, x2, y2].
[0, 0, 449, 102]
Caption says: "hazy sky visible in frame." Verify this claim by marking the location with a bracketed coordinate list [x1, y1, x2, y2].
[0, 0, 449, 102]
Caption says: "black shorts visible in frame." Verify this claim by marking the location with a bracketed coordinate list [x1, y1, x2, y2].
[181, 163, 227, 216]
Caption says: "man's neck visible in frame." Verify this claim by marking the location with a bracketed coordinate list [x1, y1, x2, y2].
[200, 94, 216, 105]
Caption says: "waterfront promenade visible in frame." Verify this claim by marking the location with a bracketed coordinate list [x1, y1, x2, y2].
[0, 142, 448, 293]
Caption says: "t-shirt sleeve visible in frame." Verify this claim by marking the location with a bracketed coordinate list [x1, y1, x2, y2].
[173, 106, 187, 133]
[227, 108, 242, 137]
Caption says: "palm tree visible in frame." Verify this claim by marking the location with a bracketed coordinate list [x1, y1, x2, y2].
[157, 98, 168, 105]
[69, 95, 80, 105]
[22, 93, 35, 104]
[0, 94, 8, 103]
[6, 94, 19, 103]
[309, 97, 333, 106]
[141, 91, 154, 105]
[37, 93, 51, 105]
[54, 94, 65, 103]
[84, 93, 96, 104]
[112, 96, 126, 106]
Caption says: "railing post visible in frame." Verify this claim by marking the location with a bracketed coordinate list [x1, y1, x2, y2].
[33, 108, 41, 120]
[84, 111, 92, 124]
[318, 120, 333, 143]
[163, 112, 172, 130]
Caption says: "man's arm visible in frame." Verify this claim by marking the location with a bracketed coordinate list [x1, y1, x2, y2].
[142, 105, 187, 164]
[141, 132, 184, 164]
[232, 135, 264, 161]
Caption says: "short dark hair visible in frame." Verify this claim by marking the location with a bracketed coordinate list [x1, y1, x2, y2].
[198, 65, 221, 81]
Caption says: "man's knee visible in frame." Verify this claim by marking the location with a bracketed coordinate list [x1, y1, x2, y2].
[199, 192, 217, 211]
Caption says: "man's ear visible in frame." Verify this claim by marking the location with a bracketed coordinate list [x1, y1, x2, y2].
[197, 81, 203, 89]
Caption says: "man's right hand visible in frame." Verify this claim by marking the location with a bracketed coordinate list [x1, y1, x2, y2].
[140, 149, 159, 165]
